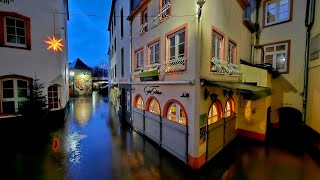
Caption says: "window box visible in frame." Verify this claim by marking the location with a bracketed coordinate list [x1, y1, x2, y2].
[139, 70, 159, 81]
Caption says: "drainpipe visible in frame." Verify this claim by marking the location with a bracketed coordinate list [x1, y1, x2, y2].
[302, 0, 316, 126]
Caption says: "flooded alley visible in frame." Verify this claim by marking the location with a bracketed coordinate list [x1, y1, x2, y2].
[0, 93, 320, 180]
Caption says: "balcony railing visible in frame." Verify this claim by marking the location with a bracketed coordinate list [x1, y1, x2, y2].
[131, 57, 187, 78]
[211, 58, 242, 76]
[153, 2, 171, 24]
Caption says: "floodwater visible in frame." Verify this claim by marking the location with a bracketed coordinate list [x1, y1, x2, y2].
[0, 92, 320, 180]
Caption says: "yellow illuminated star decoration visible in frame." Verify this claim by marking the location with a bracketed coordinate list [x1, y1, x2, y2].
[45, 36, 64, 53]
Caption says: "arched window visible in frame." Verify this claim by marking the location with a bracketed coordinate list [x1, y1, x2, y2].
[48, 85, 59, 110]
[148, 98, 160, 115]
[225, 98, 235, 117]
[135, 95, 144, 110]
[167, 103, 186, 125]
[208, 101, 222, 125]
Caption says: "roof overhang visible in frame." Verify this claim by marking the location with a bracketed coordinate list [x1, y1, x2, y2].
[127, 0, 151, 21]
[201, 80, 272, 100]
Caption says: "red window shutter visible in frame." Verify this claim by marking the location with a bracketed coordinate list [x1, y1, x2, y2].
[0, 15, 4, 46]
[25, 17, 31, 50]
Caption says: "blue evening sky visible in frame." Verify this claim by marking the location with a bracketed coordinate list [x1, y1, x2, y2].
[68, 0, 111, 67]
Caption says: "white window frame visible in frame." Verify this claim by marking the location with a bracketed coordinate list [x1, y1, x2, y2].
[4, 16, 27, 47]
[264, 42, 289, 73]
[149, 42, 160, 65]
[228, 41, 236, 64]
[212, 32, 223, 60]
[149, 99, 160, 115]
[135, 50, 144, 69]
[1, 79, 29, 114]
[48, 85, 60, 110]
[265, 0, 291, 26]
[136, 96, 144, 110]
[167, 103, 186, 125]
[168, 29, 186, 62]
[208, 103, 219, 125]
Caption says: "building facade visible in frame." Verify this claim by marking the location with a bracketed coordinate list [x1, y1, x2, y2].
[69, 58, 93, 97]
[0, 0, 69, 118]
[108, 0, 132, 122]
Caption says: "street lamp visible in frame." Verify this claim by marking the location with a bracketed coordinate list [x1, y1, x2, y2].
[197, 0, 206, 19]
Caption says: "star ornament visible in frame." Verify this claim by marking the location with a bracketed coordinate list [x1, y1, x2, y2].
[45, 36, 64, 53]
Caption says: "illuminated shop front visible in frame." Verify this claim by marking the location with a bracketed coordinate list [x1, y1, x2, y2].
[69, 58, 93, 97]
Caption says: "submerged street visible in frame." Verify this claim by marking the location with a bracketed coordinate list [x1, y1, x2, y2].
[1, 93, 320, 180]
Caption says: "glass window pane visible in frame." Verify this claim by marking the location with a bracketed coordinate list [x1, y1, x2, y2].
[276, 45, 286, 51]
[17, 36, 25, 44]
[18, 80, 27, 88]
[266, 47, 274, 52]
[7, 35, 17, 43]
[6, 26, 15, 35]
[52, 85, 58, 91]
[169, 37, 175, 47]
[17, 28, 25, 36]
[3, 80, 13, 88]
[6, 18, 15, 26]
[3, 89, 14, 98]
[155, 51, 159, 63]
[265, 55, 273, 64]
[155, 44, 159, 53]
[18, 89, 28, 97]
[276, 53, 286, 70]
[16, 20, 25, 28]
[178, 44, 185, 57]
[2, 101, 15, 114]
[170, 47, 175, 59]
[279, 12, 288, 21]
[179, 32, 185, 44]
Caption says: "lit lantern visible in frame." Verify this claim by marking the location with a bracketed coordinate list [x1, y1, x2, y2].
[45, 36, 64, 53]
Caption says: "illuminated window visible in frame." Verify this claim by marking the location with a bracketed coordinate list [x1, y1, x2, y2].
[167, 103, 186, 125]
[149, 42, 160, 64]
[5, 17, 26, 47]
[135, 49, 144, 70]
[208, 103, 220, 125]
[228, 41, 236, 64]
[212, 32, 223, 60]
[149, 98, 160, 115]
[48, 85, 59, 110]
[265, 0, 291, 26]
[225, 99, 235, 117]
[136, 96, 144, 110]
[1, 79, 29, 114]
[264, 41, 289, 73]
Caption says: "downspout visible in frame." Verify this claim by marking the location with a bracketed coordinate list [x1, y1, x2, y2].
[302, 0, 316, 126]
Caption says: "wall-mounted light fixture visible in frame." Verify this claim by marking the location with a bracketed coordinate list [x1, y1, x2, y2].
[197, 0, 206, 19]
[70, 71, 75, 76]
[180, 92, 190, 98]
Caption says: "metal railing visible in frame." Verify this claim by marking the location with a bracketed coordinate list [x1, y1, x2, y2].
[211, 57, 242, 76]
[153, 2, 171, 24]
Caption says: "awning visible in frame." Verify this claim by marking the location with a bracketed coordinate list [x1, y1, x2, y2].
[203, 80, 272, 100]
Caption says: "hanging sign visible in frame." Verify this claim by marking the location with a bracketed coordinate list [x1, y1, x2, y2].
[45, 36, 64, 53]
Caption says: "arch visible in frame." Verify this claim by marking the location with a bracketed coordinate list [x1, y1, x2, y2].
[146, 96, 161, 115]
[163, 99, 188, 125]
[133, 94, 144, 110]
[208, 99, 223, 125]
[0, 74, 33, 82]
[225, 98, 235, 117]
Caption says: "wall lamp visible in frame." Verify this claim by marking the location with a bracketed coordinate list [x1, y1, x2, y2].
[197, 0, 206, 19]
[180, 92, 189, 98]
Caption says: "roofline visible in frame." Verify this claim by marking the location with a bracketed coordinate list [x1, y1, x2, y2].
[127, 0, 151, 21]
[108, 0, 116, 31]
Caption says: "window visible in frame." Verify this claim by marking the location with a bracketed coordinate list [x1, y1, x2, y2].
[141, 8, 148, 33]
[5, 17, 26, 46]
[167, 103, 186, 125]
[225, 99, 235, 117]
[264, 0, 291, 26]
[121, 8, 124, 37]
[135, 96, 144, 110]
[1, 79, 29, 114]
[121, 48, 124, 77]
[212, 31, 223, 61]
[228, 41, 236, 64]
[48, 85, 59, 110]
[149, 42, 160, 64]
[148, 98, 160, 115]
[264, 41, 290, 73]
[135, 49, 143, 70]
[168, 29, 185, 61]
[161, 0, 171, 18]
[208, 102, 222, 125]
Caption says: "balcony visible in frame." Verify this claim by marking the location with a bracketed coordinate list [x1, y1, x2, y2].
[131, 57, 187, 81]
[153, 2, 171, 25]
[211, 58, 242, 76]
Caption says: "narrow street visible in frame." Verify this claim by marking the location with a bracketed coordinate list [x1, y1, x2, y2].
[1, 93, 320, 180]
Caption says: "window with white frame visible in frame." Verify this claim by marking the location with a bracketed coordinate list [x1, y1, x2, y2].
[136, 96, 144, 110]
[48, 85, 59, 110]
[264, 41, 289, 73]
[135, 50, 143, 70]
[149, 42, 160, 64]
[5, 17, 26, 47]
[168, 29, 185, 61]
[1, 79, 29, 114]
[212, 31, 223, 60]
[228, 41, 236, 64]
[167, 103, 186, 125]
[265, 0, 290, 26]
[149, 98, 160, 115]
[208, 103, 220, 125]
